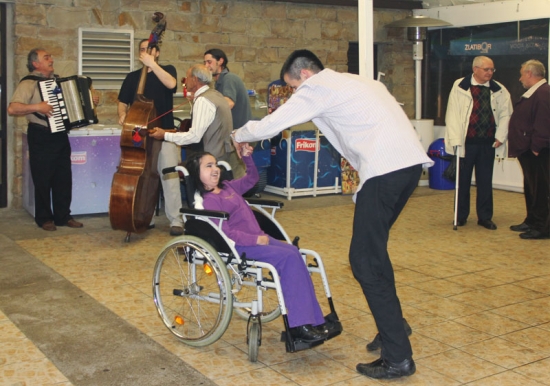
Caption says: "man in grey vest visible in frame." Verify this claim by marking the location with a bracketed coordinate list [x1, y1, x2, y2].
[150, 64, 244, 177]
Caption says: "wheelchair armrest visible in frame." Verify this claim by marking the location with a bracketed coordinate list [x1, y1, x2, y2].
[180, 208, 230, 220]
[246, 198, 284, 209]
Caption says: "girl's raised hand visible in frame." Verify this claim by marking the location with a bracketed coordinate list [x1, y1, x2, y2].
[241, 143, 253, 157]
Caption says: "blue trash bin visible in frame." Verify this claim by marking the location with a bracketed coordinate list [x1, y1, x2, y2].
[427, 138, 455, 190]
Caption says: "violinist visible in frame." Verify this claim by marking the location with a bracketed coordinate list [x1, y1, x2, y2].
[150, 64, 244, 179]
[118, 39, 183, 236]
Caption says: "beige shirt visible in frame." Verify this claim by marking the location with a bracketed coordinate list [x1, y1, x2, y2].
[9, 71, 52, 126]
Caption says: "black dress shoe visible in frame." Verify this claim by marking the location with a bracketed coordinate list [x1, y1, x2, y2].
[357, 357, 416, 379]
[519, 230, 550, 240]
[315, 319, 342, 338]
[478, 219, 497, 230]
[290, 324, 327, 342]
[456, 219, 467, 226]
[510, 222, 531, 232]
[366, 318, 412, 352]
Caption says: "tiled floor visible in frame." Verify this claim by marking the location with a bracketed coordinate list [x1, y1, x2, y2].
[1, 187, 550, 385]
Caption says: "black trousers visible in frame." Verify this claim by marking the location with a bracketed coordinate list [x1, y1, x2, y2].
[457, 143, 495, 222]
[349, 164, 421, 363]
[518, 148, 550, 233]
[27, 123, 73, 226]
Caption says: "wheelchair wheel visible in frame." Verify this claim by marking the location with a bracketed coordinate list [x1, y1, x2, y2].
[247, 318, 261, 362]
[153, 236, 233, 347]
[231, 268, 281, 323]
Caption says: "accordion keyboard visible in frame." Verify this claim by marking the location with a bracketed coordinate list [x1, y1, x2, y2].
[39, 79, 69, 133]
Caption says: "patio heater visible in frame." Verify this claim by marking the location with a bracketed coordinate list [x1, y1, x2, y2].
[386, 16, 452, 183]
[386, 15, 452, 120]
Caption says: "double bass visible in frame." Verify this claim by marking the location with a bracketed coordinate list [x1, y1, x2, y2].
[109, 12, 166, 242]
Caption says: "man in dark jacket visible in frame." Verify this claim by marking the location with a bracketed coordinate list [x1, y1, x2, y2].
[508, 60, 550, 239]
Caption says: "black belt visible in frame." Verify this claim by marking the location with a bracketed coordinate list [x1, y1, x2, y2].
[28, 122, 50, 131]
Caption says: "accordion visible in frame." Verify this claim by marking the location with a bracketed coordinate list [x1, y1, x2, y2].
[38, 75, 98, 133]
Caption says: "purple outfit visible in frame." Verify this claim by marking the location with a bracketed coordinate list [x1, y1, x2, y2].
[203, 155, 325, 328]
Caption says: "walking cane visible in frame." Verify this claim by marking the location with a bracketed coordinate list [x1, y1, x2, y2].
[453, 146, 460, 230]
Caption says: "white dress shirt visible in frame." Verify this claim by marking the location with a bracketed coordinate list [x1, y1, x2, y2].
[234, 69, 433, 200]
[471, 75, 490, 87]
[164, 85, 215, 146]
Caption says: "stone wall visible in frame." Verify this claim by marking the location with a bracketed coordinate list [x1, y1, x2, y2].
[8, 0, 413, 208]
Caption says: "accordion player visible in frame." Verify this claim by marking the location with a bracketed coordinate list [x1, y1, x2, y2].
[38, 75, 99, 133]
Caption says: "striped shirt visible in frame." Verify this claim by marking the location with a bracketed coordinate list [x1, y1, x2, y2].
[235, 69, 433, 200]
[165, 85, 215, 146]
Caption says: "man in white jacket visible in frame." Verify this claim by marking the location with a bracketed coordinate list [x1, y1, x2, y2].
[445, 56, 512, 230]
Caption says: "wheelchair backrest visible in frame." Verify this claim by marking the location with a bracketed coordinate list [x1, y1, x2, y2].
[182, 161, 233, 208]
[251, 209, 286, 241]
[184, 218, 234, 255]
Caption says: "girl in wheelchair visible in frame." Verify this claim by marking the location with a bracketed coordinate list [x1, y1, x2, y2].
[185, 144, 328, 343]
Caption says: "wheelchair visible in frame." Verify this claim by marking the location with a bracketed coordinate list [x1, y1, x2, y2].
[152, 161, 342, 362]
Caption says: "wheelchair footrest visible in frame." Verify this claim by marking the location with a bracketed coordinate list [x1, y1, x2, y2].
[282, 335, 325, 353]
[279, 312, 343, 351]
[324, 312, 343, 341]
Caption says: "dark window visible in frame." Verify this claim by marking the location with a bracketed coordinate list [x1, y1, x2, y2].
[347, 42, 378, 77]
[425, 19, 549, 125]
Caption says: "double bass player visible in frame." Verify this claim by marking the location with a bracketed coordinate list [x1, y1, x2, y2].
[117, 39, 184, 236]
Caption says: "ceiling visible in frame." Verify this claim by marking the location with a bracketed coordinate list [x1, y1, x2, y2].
[257, 0, 422, 9]
[419, 0, 518, 7]
[257, 0, 518, 10]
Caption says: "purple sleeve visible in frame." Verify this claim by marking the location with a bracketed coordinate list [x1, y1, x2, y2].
[203, 189, 261, 246]
[224, 155, 258, 195]
[222, 224, 261, 246]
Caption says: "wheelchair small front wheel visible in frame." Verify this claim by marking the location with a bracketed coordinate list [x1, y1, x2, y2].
[247, 318, 261, 362]
[232, 268, 281, 323]
[153, 236, 233, 347]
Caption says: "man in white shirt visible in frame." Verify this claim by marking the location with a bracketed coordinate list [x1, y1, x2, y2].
[150, 64, 243, 178]
[232, 50, 433, 380]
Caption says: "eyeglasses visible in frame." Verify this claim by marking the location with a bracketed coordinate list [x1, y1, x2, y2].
[476, 67, 496, 73]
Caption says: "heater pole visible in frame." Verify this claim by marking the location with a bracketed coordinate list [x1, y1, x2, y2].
[413, 40, 423, 120]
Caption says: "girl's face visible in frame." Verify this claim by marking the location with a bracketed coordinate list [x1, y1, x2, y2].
[199, 154, 220, 191]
